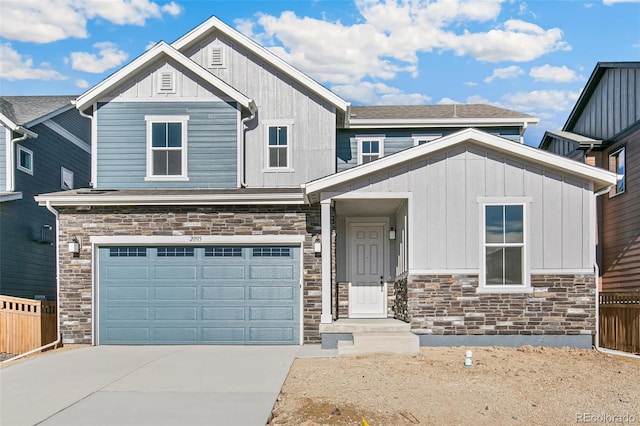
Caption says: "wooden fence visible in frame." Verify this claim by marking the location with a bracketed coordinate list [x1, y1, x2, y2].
[599, 292, 640, 354]
[0, 296, 58, 355]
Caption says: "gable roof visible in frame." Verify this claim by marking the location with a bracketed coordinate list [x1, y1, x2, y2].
[171, 16, 349, 112]
[345, 104, 539, 129]
[538, 130, 602, 151]
[74, 42, 256, 113]
[564, 61, 640, 131]
[0, 96, 76, 126]
[304, 128, 616, 195]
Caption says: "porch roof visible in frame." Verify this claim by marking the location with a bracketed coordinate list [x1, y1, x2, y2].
[303, 128, 617, 197]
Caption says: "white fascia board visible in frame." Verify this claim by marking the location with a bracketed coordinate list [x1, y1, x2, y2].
[91, 234, 305, 245]
[347, 117, 540, 129]
[35, 192, 305, 206]
[171, 16, 349, 112]
[0, 192, 23, 202]
[0, 113, 19, 131]
[75, 42, 255, 113]
[0, 115, 38, 138]
[304, 128, 616, 194]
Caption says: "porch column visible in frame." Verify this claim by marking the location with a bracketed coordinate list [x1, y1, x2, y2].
[320, 198, 332, 324]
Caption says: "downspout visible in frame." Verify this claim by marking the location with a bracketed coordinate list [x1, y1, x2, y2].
[240, 109, 256, 188]
[73, 102, 95, 188]
[2, 201, 62, 364]
[592, 187, 639, 359]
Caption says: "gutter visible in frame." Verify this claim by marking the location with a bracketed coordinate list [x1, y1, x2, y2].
[2, 201, 62, 364]
[592, 186, 640, 359]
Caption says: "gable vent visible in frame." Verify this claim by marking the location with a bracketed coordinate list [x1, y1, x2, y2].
[208, 46, 224, 68]
[157, 71, 175, 93]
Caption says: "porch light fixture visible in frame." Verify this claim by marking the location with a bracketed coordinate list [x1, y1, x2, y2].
[389, 227, 396, 240]
[313, 235, 322, 257]
[68, 235, 81, 258]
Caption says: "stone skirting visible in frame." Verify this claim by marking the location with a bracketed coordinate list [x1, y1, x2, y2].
[56, 204, 322, 344]
[406, 274, 596, 337]
[393, 275, 408, 322]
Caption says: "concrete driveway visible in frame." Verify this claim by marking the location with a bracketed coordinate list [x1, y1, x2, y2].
[0, 345, 306, 426]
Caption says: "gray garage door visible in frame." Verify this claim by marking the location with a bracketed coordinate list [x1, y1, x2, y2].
[98, 246, 300, 345]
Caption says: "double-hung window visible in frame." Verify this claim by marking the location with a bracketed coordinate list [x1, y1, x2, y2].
[357, 136, 384, 164]
[145, 115, 189, 180]
[609, 147, 625, 197]
[483, 204, 526, 288]
[265, 123, 292, 170]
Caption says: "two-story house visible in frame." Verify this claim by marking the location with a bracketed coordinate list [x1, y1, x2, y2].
[540, 62, 639, 292]
[1, 96, 91, 300]
[36, 16, 616, 350]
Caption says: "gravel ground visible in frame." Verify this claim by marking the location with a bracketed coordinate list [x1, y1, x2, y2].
[269, 346, 640, 425]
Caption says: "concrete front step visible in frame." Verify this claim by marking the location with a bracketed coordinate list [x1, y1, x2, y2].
[319, 318, 411, 334]
[337, 331, 420, 356]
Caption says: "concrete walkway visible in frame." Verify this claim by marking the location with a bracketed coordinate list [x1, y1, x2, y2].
[0, 345, 331, 426]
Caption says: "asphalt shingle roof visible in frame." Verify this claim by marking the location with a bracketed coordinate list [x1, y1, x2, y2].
[349, 104, 535, 120]
[0, 95, 77, 125]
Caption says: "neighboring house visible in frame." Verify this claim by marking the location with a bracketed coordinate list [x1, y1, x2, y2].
[0, 96, 91, 300]
[35, 16, 616, 348]
[540, 62, 640, 292]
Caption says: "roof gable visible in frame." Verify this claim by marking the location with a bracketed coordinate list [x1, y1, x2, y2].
[75, 42, 256, 112]
[304, 128, 616, 195]
[171, 16, 349, 111]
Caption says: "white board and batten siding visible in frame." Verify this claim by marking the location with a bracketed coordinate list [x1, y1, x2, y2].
[181, 31, 338, 187]
[330, 144, 594, 272]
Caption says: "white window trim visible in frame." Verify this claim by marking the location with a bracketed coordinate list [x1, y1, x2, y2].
[16, 145, 33, 175]
[412, 134, 441, 146]
[478, 199, 531, 292]
[356, 135, 385, 165]
[264, 121, 294, 172]
[144, 115, 189, 181]
[61, 166, 74, 190]
[608, 146, 625, 198]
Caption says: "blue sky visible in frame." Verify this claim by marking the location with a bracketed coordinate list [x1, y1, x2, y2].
[1, 0, 639, 146]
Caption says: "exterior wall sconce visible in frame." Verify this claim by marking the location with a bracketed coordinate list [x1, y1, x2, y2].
[69, 235, 81, 258]
[313, 235, 322, 257]
[389, 227, 396, 240]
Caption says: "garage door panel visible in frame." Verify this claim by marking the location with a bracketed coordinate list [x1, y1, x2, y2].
[249, 265, 294, 280]
[154, 286, 197, 300]
[201, 286, 245, 300]
[153, 266, 197, 280]
[154, 307, 197, 321]
[250, 286, 294, 300]
[202, 327, 245, 343]
[106, 287, 149, 301]
[202, 266, 245, 279]
[99, 246, 300, 345]
[202, 306, 245, 320]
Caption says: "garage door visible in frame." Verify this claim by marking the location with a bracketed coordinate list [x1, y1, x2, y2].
[98, 246, 300, 345]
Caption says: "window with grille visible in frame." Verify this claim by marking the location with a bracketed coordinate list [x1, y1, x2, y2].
[109, 247, 147, 257]
[205, 247, 242, 257]
[145, 115, 189, 180]
[252, 247, 291, 257]
[483, 205, 525, 287]
[266, 125, 291, 169]
[356, 136, 384, 164]
[157, 247, 195, 257]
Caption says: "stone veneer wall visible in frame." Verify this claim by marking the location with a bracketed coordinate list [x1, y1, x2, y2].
[407, 274, 595, 336]
[56, 204, 322, 344]
[393, 275, 408, 322]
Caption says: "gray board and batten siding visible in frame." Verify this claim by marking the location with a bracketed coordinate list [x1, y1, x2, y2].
[336, 127, 521, 172]
[0, 128, 6, 190]
[569, 66, 640, 139]
[331, 143, 594, 272]
[180, 30, 338, 187]
[95, 101, 238, 189]
[1, 124, 90, 300]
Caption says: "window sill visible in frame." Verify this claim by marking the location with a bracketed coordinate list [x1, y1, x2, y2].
[144, 176, 190, 182]
[476, 287, 533, 294]
[263, 168, 294, 173]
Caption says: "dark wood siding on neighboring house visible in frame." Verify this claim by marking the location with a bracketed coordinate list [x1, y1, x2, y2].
[600, 128, 640, 291]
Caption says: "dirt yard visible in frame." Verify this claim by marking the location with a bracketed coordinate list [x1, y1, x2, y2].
[269, 347, 640, 425]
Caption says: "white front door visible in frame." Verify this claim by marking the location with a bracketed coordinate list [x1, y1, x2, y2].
[349, 224, 386, 318]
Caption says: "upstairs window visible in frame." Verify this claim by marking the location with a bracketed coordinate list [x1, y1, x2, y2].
[61, 167, 74, 190]
[266, 124, 291, 170]
[17, 145, 33, 175]
[357, 136, 384, 164]
[412, 134, 441, 146]
[145, 116, 189, 180]
[483, 204, 526, 288]
[609, 147, 625, 197]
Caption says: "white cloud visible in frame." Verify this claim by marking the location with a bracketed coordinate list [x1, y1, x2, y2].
[437, 97, 460, 104]
[603, 0, 640, 4]
[0, 0, 181, 43]
[0, 43, 67, 81]
[331, 81, 431, 105]
[529, 64, 580, 82]
[75, 78, 89, 88]
[146, 41, 158, 51]
[70, 42, 129, 73]
[464, 81, 479, 87]
[484, 65, 524, 83]
[498, 89, 581, 113]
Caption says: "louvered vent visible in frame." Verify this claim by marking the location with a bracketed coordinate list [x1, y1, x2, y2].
[208, 47, 224, 68]
[158, 72, 175, 93]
